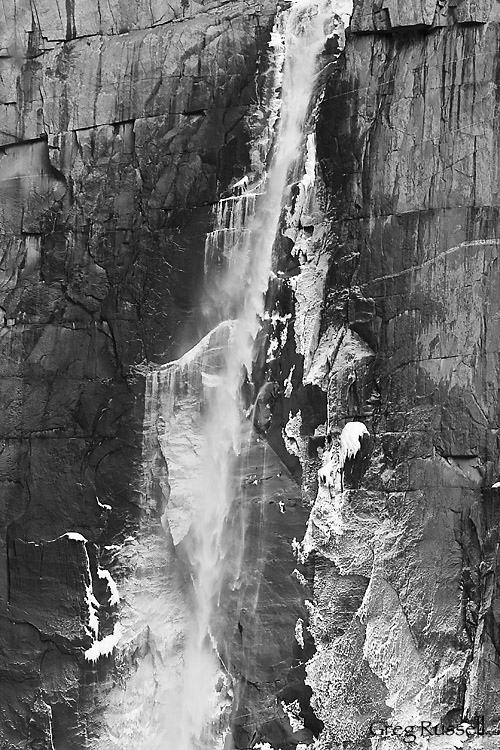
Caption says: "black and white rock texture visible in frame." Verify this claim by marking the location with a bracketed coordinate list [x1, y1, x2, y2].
[2, 0, 500, 747]
[283, 0, 500, 747]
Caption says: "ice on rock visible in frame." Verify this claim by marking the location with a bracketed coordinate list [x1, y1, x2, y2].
[293, 568, 308, 587]
[339, 421, 369, 468]
[231, 175, 249, 195]
[84, 585, 100, 639]
[62, 532, 88, 542]
[281, 699, 305, 732]
[84, 622, 124, 663]
[97, 567, 120, 606]
[82, 547, 100, 643]
[292, 537, 307, 564]
[295, 617, 305, 648]
[265, 310, 291, 363]
[96, 496, 112, 511]
[318, 447, 335, 487]
[283, 365, 295, 398]
[59, 533, 122, 660]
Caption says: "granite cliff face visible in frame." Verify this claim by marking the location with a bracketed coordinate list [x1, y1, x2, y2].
[290, 0, 500, 746]
[2, 0, 500, 747]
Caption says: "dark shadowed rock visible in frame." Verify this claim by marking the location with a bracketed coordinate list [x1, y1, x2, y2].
[0, 0, 280, 743]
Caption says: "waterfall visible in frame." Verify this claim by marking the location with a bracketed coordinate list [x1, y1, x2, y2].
[141, 1, 343, 748]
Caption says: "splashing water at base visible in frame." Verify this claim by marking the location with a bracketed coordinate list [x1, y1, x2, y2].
[146, 2, 349, 748]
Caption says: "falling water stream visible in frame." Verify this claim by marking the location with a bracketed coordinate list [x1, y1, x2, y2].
[136, 2, 350, 748]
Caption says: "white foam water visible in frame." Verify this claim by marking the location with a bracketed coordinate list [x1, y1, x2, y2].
[141, 2, 351, 748]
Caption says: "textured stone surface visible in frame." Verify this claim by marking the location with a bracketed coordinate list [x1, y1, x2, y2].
[289, 1, 500, 747]
[0, 0, 247, 55]
[350, 0, 498, 32]
[4, 0, 500, 746]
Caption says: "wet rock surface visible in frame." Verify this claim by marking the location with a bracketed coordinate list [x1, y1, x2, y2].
[220, 437, 314, 749]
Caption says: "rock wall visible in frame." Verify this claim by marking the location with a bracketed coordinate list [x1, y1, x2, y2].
[4, 0, 500, 746]
[0, 0, 278, 744]
[294, 0, 500, 746]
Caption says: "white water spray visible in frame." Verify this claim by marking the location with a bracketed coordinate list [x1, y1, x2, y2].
[143, 2, 344, 748]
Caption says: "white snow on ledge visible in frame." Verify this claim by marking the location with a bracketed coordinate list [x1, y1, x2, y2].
[63, 532, 88, 542]
[96, 496, 112, 511]
[23, 532, 89, 545]
[84, 623, 124, 663]
[339, 421, 369, 468]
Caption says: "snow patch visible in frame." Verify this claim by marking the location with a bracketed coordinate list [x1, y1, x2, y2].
[281, 699, 304, 732]
[292, 568, 308, 587]
[30, 532, 112, 646]
[335, 0, 353, 27]
[339, 421, 369, 468]
[84, 622, 124, 663]
[58, 533, 121, 657]
[231, 174, 249, 194]
[97, 567, 120, 606]
[96, 496, 112, 511]
[295, 617, 305, 648]
[268, 26, 285, 52]
[265, 310, 291, 362]
[492, 481, 500, 488]
[84, 576, 100, 638]
[67, 535, 101, 641]
[292, 537, 307, 564]
[284, 365, 295, 398]
[63, 532, 88, 543]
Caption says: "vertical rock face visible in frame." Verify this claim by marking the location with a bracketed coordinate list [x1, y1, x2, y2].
[0, 0, 278, 744]
[4, 0, 500, 746]
[296, 0, 500, 746]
